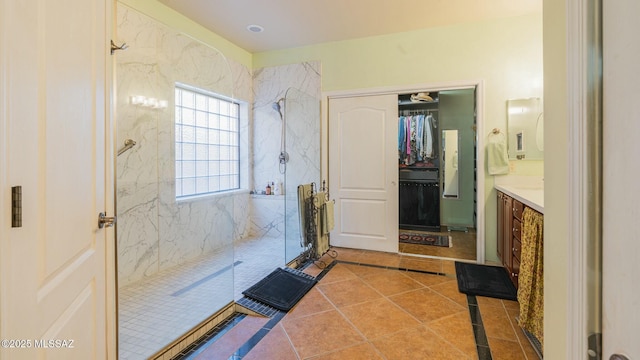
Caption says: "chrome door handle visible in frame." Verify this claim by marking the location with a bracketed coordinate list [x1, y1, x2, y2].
[98, 212, 117, 228]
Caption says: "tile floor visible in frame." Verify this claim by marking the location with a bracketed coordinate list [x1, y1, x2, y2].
[188, 248, 540, 360]
[118, 235, 286, 359]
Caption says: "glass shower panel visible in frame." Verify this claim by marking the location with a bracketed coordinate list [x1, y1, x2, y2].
[116, 5, 236, 359]
[283, 88, 321, 265]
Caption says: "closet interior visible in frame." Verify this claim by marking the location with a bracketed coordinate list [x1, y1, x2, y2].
[398, 88, 478, 260]
[398, 92, 441, 231]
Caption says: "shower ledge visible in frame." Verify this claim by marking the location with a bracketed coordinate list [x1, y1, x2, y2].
[251, 194, 285, 199]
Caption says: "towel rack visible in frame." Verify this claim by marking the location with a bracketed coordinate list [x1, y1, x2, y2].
[298, 180, 337, 268]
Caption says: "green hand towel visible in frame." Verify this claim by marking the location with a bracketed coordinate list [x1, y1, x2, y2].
[487, 132, 509, 175]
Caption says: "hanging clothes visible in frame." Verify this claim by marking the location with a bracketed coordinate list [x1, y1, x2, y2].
[409, 116, 418, 164]
[406, 116, 412, 157]
[415, 115, 425, 161]
[398, 116, 407, 161]
[424, 114, 434, 159]
[398, 113, 437, 164]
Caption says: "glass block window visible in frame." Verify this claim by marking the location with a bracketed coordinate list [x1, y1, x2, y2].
[175, 85, 240, 198]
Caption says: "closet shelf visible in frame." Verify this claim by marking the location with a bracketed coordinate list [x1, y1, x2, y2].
[398, 100, 439, 107]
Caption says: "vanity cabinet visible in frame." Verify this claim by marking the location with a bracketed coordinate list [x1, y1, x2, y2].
[497, 192, 506, 261]
[510, 198, 523, 287]
[497, 190, 525, 288]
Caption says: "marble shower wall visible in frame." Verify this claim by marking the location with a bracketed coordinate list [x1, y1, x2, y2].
[250, 63, 321, 244]
[116, 5, 252, 287]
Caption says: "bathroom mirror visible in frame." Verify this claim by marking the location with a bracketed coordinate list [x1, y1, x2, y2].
[442, 129, 459, 199]
[507, 97, 543, 160]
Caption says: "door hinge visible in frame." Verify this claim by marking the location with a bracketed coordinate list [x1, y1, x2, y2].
[588, 333, 602, 360]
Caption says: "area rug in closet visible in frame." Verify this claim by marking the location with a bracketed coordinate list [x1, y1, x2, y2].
[454, 261, 517, 301]
[242, 268, 317, 312]
[399, 232, 452, 247]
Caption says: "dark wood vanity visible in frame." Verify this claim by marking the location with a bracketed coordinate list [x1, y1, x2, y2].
[497, 191, 524, 288]
[496, 183, 544, 289]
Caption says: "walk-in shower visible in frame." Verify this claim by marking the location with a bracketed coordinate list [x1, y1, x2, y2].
[116, 8, 321, 357]
[115, 6, 240, 359]
[273, 97, 290, 174]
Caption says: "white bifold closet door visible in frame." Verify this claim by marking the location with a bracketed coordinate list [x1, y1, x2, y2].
[328, 94, 399, 253]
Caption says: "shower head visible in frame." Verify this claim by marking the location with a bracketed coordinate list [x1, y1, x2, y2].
[272, 98, 284, 113]
[272, 98, 285, 121]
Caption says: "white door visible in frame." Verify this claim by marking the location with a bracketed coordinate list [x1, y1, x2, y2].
[0, 1, 114, 359]
[328, 95, 398, 253]
[602, 0, 640, 358]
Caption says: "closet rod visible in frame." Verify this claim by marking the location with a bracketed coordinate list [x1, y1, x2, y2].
[400, 109, 438, 116]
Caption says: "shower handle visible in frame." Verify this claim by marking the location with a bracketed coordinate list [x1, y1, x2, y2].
[279, 151, 289, 164]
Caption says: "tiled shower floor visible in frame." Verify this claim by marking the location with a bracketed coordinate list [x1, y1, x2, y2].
[118, 235, 286, 360]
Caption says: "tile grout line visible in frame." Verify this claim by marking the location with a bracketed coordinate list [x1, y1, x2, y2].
[335, 259, 453, 278]
[467, 294, 493, 360]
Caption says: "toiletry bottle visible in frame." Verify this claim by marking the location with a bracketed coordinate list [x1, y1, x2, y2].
[271, 182, 276, 195]
[266, 183, 271, 195]
[273, 181, 281, 196]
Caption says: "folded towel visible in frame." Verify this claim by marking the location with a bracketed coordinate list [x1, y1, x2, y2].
[314, 192, 329, 256]
[487, 132, 509, 175]
[321, 200, 335, 235]
[313, 192, 326, 213]
[297, 184, 313, 246]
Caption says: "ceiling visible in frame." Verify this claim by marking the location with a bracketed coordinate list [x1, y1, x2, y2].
[157, 0, 542, 53]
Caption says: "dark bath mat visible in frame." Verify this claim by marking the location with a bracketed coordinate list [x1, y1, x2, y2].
[399, 232, 451, 247]
[242, 268, 317, 312]
[455, 261, 517, 301]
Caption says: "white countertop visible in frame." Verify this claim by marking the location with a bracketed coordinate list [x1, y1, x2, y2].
[495, 184, 544, 213]
[494, 176, 544, 214]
